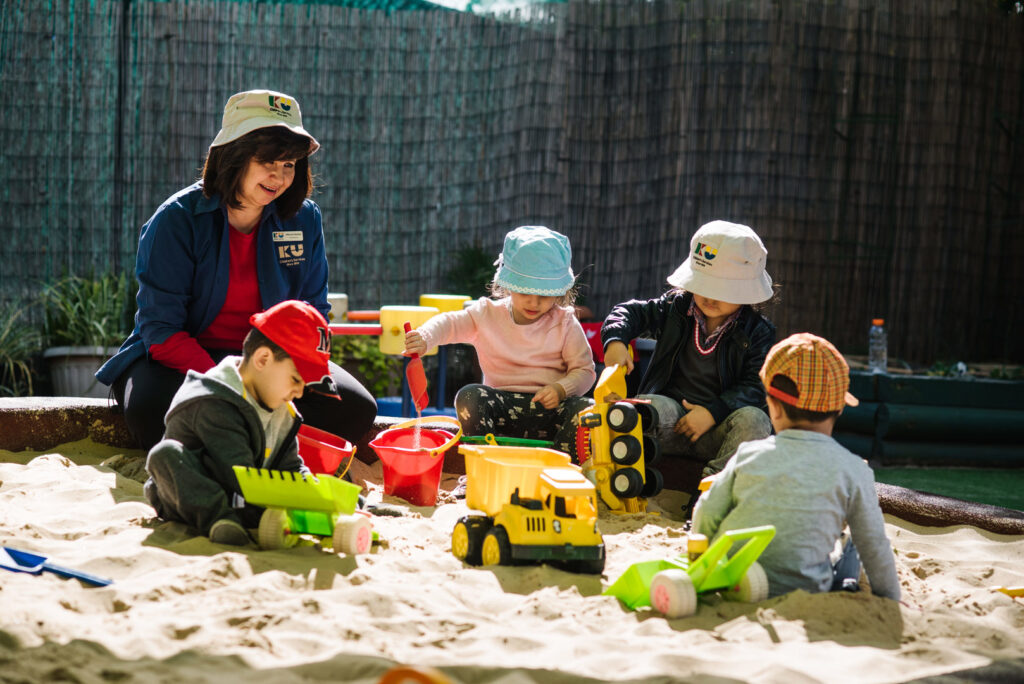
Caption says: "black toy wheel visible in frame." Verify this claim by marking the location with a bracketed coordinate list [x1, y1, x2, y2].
[642, 433, 661, 465]
[640, 466, 664, 498]
[636, 402, 660, 432]
[610, 434, 642, 465]
[611, 467, 644, 498]
[481, 526, 513, 566]
[607, 402, 638, 432]
[452, 516, 490, 566]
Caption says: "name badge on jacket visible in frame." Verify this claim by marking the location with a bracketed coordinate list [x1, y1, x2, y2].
[272, 231, 305, 266]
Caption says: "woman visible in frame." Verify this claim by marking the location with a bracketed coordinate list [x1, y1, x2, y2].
[97, 89, 376, 450]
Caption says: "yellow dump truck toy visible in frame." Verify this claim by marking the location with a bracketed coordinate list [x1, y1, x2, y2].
[452, 444, 605, 574]
[574, 364, 663, 513]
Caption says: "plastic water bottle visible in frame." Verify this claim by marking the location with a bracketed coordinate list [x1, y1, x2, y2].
[868, 318, 887, 373]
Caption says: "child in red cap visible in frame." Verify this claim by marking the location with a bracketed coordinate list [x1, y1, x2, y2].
[143, 300, 338, 546]
[692, 333, 901, 600]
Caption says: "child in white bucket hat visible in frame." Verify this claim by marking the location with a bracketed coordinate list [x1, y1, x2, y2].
[405, 226, 596, 455]
[602, 220, 777, 518]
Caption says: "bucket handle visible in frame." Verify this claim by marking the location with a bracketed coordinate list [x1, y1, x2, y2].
[388, 415, 463, 455]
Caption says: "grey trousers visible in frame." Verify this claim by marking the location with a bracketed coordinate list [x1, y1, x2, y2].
[640, 395, 772, 477]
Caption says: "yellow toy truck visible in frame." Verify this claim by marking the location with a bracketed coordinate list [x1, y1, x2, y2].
[574, 364, 663, 513]
[451, 444, 605, 574]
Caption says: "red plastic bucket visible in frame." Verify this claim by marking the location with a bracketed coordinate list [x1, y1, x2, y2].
[297, 424, 355, 475]
[369, 416, 462, 506]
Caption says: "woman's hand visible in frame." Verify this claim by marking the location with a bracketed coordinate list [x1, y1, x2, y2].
[674, 400, 715, 442]
[603, 341, 634, 373]
[532, 383, 566, 409]
[404, 330, 427, 357]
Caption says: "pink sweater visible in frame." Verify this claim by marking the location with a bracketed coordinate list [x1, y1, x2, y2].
[417, 297, 596, 397]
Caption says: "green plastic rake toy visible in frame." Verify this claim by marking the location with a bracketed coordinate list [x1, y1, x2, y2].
[233, 466, 375, 555]
[604, 525, 776, 618]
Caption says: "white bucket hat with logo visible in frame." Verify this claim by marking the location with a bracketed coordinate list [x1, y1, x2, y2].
[210, 89, 320, 155]
[667, 220, 773, 304]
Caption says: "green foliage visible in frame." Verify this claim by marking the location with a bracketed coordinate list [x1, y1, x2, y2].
[41, 273, 135, 348]
[989, 365, 1023, 380]
[331, 335, 401, 398]
[445, 244, 495, 300]
[0, 304, 43, 396]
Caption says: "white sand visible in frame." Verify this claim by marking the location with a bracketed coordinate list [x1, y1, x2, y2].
[1, 441, 1022, 683]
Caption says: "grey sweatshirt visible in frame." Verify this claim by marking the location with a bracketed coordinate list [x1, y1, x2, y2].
[693, 429, 901, 600]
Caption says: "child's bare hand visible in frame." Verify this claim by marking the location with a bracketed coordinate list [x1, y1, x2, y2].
[674, 400, 715, 442]
[531, 384, 566, 409]
[404, 330, 427, 356]
[603, 341, 634, 373]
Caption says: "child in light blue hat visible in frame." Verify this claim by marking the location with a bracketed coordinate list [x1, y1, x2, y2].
[405, 226, 596, 456]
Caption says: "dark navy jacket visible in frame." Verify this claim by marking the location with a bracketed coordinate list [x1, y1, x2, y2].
[601, 291, 776, 424]
[97, 182, 330, 386]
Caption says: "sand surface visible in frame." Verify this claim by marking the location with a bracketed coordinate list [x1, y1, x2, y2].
[1, 440, 1023, 683]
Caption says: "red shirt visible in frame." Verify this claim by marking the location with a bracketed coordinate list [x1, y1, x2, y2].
[149, 225, 262, 374]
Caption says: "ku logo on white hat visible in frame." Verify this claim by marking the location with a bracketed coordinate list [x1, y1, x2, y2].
[667, 220, 773, 305]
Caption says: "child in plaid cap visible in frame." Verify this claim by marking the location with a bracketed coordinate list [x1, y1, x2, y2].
[692, 333, 901, 600]
[143, 300, 337, 546]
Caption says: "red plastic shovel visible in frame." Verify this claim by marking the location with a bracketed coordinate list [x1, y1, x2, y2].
[403, 322, 429, 412]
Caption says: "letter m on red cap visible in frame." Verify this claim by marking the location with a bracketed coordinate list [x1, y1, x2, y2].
[317, 326, 330, 354]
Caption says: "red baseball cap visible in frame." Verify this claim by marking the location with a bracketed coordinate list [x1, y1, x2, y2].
[249, 300, 333, 388]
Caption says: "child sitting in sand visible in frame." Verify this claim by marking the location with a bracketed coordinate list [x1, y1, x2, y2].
[404, 225, 596, 455]
[601, 220, 776, 515]
[143, 300, 337, 546]
[693, 332, 901, 600]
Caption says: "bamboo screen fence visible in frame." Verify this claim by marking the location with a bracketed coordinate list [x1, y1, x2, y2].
[1, 0, 1022, 363]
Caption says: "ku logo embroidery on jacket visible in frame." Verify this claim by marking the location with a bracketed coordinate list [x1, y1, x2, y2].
[278, 244, 304, 260]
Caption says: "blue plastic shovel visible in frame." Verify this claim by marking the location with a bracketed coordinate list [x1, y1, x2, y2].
[0, 546, 112, 587]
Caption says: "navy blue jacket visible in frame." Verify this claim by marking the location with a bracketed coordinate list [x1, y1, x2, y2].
[97, 182, 330, 385]
[601, 292, 776, 424]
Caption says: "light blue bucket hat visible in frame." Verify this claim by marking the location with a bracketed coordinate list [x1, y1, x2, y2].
[493, 226, 575, 296]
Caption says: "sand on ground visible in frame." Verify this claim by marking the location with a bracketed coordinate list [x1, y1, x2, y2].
[1, 440, 1022, 684]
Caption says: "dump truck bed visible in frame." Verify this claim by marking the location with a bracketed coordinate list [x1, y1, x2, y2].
[460, 444, 575, 516]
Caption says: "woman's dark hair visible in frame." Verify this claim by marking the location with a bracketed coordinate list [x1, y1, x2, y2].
[768, 374, 840, 423]
[242, 328, 290, 363]
[202, 127, 314, 220]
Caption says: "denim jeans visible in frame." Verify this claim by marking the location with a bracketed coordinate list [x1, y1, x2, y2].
[639, 394, 771, 476]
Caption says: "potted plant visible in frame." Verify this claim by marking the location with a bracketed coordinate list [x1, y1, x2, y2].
[41, 273, 135, 398]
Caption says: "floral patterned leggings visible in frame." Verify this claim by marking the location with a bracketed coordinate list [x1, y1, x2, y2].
[454, 383, 593, 459]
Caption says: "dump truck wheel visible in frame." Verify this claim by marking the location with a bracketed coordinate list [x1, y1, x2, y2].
[611, 467, 644, 498]
[452, 517, 488, 566]
[642, 433, 660, 465]
[258, 508, 298, 550]
[610, 435, 642, 465]
[650, 569, 698, 618]
[481, 526, 512, 566]
[640, 467, 664, 498]
[725, 561, 770, 603]
[607, 402, 638, 432]
[333, 515, 373, 555]
[636, 402, 659, 432]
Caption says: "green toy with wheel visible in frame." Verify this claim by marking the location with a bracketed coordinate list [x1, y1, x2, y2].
[232, 466, 374, 555]
[604, 525, 775, 618]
